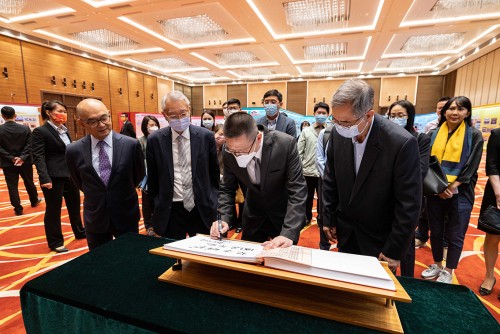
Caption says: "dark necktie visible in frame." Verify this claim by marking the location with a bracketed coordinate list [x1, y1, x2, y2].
[97, 141, 111, 186]
[253, 157, 261, 184]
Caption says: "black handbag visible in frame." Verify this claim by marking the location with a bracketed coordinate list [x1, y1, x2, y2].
[478, 205, 500, 235]
[423, 155, 448, 196]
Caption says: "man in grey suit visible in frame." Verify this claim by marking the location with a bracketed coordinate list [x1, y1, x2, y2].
[147, 91, 219, 239]
[211, 112, 307, 249]
[322, 79, 422, 272]
[66, 99, 145, 250]
[256, 89, 296, 138]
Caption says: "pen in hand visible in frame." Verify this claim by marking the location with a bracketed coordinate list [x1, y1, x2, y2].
[218, 213, 222, 241]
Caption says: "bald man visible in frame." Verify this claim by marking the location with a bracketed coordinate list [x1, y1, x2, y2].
[66, 99, 144, 250]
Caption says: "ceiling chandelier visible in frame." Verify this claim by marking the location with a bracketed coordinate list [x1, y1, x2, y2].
[402, 33, 465, 52]
[303, 43, 348, 60]
[0, 0, 27, 15]
[71, 29, 138, 53]
[387, 58, 433, 72]
[147, 57, 192, 70]
[216, 51, 260, 66]
[283, 0, 350, 31]
[158, 15, 227, 44]
[312, 63, 346, 76]
[432, 0, 500, 12]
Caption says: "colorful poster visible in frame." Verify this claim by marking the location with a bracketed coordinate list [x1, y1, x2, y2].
[0, 104, 40, 130]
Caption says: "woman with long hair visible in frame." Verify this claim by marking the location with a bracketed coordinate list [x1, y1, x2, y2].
[32, 100, 86, 252]
[200, 111, 216, 131]
[422, 96, 483, 283]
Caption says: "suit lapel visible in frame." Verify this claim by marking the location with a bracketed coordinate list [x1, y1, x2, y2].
[349, 117, 381, 204]
[276, 113, 285, 132]
[189, 125, 199, 179]
[82, 135, 104, 187]
[109, 132, 124, 186]
[164, 128, 174, 185]
[44, 122, 67, 147]
[259, 131, 273, 190]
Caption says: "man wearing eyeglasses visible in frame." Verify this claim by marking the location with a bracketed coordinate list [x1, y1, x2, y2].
[256, 89, 297, 138]
[146, 91, 219, 240]
[322, 79, 422, 272]
[66, 99, 145, 250]
[210, 112, 307, 249]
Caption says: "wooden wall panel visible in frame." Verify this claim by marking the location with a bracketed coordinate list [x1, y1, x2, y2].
[415, 76, 444, 114]
[227, 84, 247, 107]
[492, 49, 500, 104]
[203, 84, 227, 109]
[157, 78, 173, 112]
[307, 80, 343, 114]
[191, 86, 203, 116]
[22, 43, 110, 107]
[286, 81, 307, 115]
[475, 55, 487, 107]
[481, 52, 495, 106]
[463, 64, 473, 99]
[143, 75, 158, 113]
[443, 71, 457, 99]
[469, 59, 481, 105]
[127, 70, 144, 113]
[364, 78, 382, 114]
[247, 82, 287, 108]
[0, 36, 26, 104]
[108, 65, 129, 116]
[380, 77, 417, 107]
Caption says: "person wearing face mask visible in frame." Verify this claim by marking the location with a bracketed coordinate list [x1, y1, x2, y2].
[138, 115, 161, 236]
[297, 102, 329, 228]
[146, 91, 219, 239]
[210, 112, 307, 249]
[66, 99, 145, 250]
[200, 111, 216, 131]
[256, 89, 297, 138]
[32, 101, 86, 253]
[322, 79, 422, 273]
[388, 100, 431, 277]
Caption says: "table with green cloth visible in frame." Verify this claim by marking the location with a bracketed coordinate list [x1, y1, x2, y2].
[20, 233, 499, 333]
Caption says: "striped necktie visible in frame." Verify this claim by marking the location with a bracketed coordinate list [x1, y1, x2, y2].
[97, 141, 111, 186]
[176, 136, 195, 211]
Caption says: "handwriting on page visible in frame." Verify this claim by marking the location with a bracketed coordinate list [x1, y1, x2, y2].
[188, 238, 257, 256]
[260, 247, 312, 265]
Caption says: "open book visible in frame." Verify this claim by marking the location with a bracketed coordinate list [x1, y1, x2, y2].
[163, 235, 395, 290]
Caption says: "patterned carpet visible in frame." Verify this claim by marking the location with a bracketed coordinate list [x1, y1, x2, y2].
[0, 154, 499, 333]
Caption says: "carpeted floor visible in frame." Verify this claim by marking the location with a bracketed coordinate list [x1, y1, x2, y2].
[0, 154, 499, 333]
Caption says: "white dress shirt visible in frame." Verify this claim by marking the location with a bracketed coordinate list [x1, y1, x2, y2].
[91, 132, 113, 178]
[172, 128, 192, 202]
[47, 120, 71, 146]
[352, 117, 374, 175]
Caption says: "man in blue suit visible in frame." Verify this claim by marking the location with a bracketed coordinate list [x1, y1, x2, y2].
[66, 99, 145, 250]
[256, 89, 296, 138]
[147, 91, 219, 239]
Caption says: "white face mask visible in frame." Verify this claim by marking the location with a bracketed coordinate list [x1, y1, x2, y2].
[390, 118, 407, 127]
[235, 152, 256, 168]
[202, 120, 214, 128]
[334, 115, 369, 139]
[147, 126, 159, 134]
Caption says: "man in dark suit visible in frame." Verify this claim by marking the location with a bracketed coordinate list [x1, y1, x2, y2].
[322, 79, 422, 272]
[256, 89, 297, 138]
[211, 112, 307, 249]
[0, 106, 40, 215]
[66, 99, 145, 250]
[120, 113, 136, 138]
[147, 91, 219, 239]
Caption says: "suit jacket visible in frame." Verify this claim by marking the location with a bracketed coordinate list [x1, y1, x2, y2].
[218, 126, 307, 243]
[120, 121, 136, 138]
[146, 125, 220, 236]
[65, 132, 145, 233]
[32, 122, 73, 184]
[0, 121, 33, 167]
[322, 114, 422, 260]
[256, 113, 297, 138]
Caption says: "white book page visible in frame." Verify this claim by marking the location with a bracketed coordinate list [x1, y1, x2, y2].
[163, 235, 264, 263]
[311, 249, 392, 281]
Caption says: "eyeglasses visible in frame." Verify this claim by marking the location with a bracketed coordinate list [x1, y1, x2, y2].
[389, 115, 408, 120]
[166, 110, 189, 119]
[81, 114, 111, 127]
[225, 134, 257, 157]
[227, 107, 240, 111]
[331, 113, 366, 128]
